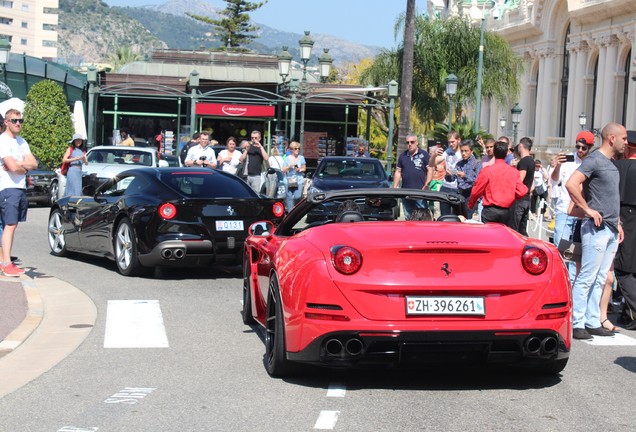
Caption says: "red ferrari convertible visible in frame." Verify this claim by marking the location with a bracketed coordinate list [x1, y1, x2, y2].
[242, 189, 571, 377]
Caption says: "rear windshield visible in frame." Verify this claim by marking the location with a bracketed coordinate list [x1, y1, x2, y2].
[87, 149, 155, 166]
[160, 171, 256, 198]
[317, 159, 384, 179]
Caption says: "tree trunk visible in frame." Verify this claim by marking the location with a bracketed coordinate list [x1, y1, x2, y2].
[397, 0, 416, 157]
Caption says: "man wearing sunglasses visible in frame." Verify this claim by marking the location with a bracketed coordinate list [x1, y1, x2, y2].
[550, 130, 595, 283]
[0, 109, 37, 276]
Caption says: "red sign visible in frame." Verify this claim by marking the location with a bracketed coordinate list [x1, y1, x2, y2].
[195, 103, 275, 118]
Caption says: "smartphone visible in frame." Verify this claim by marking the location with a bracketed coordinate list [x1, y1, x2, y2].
[565, 154, 575, 162]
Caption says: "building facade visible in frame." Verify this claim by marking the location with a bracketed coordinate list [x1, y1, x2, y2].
[0, 0, 58, 61]
[442, 0, 635, 160]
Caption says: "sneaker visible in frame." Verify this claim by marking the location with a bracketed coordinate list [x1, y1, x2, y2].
[1, 263, 22, 277]
[586, 326, 615, 337]
[573, 328, 593, 340]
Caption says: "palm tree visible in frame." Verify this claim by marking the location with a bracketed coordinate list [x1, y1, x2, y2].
[107, 46, 144, 72]
[397, 0, 416, 157]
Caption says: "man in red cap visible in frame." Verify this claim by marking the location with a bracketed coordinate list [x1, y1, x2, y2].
[550, 130, 596, 282]
[615, 130, 636, 330]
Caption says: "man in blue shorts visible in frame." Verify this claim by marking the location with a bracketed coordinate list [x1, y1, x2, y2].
[0, 109, 37, 276]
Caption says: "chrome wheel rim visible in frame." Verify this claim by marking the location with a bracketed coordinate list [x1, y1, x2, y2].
[115, 223, 133, 270]
[47, 212, 65, 253]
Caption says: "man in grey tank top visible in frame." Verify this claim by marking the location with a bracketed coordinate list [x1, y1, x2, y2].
[566, 122, 627, 340]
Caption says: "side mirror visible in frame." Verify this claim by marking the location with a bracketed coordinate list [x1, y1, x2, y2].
[249, 221, 274, 237]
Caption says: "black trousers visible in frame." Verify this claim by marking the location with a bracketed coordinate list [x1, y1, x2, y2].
[509, 198, 531, 236]
[481, 205, 511, 225]
[616, 269, 636, 330]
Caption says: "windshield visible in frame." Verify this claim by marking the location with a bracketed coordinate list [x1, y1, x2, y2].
[317, 159, 384, 179]
[87, 149, 155, 167]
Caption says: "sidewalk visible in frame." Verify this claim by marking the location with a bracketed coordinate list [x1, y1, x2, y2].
[0, 274, 96, 398]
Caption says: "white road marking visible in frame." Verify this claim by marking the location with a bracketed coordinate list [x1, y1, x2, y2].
[583, 332, 636, 346]
[314, 410, 340, 430]
[104, 300, 169, 348]
[327, 383, 346, 397]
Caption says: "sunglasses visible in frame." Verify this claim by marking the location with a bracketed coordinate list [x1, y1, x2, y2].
[8, 118, 24, 124]
[406, 140, 417, 144]
[575, 144, 589, 151]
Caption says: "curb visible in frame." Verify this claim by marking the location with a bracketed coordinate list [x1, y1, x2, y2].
[0, 276, 43, 356]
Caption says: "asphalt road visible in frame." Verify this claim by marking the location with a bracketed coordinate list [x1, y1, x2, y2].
[0, 206, 635, 431]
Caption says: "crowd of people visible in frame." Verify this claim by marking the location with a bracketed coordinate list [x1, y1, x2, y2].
[393, 124, 636, 336]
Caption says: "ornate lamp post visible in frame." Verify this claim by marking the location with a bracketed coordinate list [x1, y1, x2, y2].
[499, 116, 507, 132]
[469, 0, 500, 134]
[578, 112, 587, 130]
[445, 73, 458, 132]
[277, 32, 332, 150]
[386, 80, 399, 174]
[87, 66, 98, 149]
[511, 103, 522, 145]
[188, 70, 199, 135]
[0, 38, 12, 98]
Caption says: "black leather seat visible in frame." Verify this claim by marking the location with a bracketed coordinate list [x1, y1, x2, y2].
[336, 210, 364, 223]
[437, 214, 462, 222]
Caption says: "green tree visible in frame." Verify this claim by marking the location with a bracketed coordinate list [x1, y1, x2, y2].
[397, 0, 416, 157]
[361, 15, 522, 137]
[187, 0, 266, 52]
[21, 80, 75, 169]
[108, 46, 144, 72]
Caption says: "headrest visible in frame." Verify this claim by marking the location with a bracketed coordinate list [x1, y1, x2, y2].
[336, 210, 364, 223]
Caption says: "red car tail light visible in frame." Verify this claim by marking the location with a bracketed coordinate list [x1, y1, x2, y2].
[331, 245, 362, 275]
[522, 246, 548, 275]
[305, 312, 350, 321]
[272, 201, 285, 218]
[158, 203, 177, 220]
[536, 311, 568, 320]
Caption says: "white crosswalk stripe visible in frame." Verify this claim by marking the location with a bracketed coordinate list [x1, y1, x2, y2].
[104, 300, 169, 348]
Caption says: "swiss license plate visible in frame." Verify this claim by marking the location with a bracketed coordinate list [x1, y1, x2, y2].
[215, 220, 244, 231]
[406, 296, 485, 316]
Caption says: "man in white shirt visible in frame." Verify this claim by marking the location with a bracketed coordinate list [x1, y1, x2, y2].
[551, 130, 595, 281]
[0, 109, 37, 276]
[184, 132, 217, 168]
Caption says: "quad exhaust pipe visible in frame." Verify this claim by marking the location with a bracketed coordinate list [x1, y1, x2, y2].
[524, 336, 557, 356]
[324, 338, 364, 358]
[160, 247, 186, 260]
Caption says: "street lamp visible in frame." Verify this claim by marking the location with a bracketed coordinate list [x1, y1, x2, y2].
[578, 112, 586, 130]
[87, 65, 98, 149]
[0, 38, 12, 98]
[277, 31, 332, 149]
[499, 116, 506, 132]
[386, 80, 399, 174]
[469, 0, 500, 134]
[511, 103, 522, 145]
[445, 73, 458, 132]
[189, 70, 199, 135]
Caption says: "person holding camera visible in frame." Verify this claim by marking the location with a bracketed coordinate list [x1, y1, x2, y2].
[550, 130, 595, 282]
[239, 130, 268, 192]
[184, 132, 217, 168]
[282, 141, 306, 210]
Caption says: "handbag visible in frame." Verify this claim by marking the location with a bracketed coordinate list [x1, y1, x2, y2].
[535, 184, 546, 196]
[287, 175, 298, 189]
[60, 161, 70, 176]
[557, 238, 582, 261]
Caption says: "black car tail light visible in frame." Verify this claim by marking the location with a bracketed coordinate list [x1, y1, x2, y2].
[522, 246, 548, 275]
[272, 201, 285, 218]
[158, 202, 177, 220]
[331, 245, 362, 275]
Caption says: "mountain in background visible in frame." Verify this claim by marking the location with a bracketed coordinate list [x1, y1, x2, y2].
[57, 0, 381, 67]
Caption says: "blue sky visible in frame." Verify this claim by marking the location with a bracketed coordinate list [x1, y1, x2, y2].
[103, 0, 428, 49]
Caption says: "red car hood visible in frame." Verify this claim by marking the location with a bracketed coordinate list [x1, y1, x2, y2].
[301, 221, 565, 321]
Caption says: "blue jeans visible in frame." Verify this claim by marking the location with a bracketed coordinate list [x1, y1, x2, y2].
[553, 210, 578, 282]
[571, 219, 619, 329]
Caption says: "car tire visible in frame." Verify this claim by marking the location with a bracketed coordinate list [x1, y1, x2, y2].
[49, 180, 59, 206]
[114, 217, 143, 277]
[242, 255, 256, 325]
[265, 276, 292, 377]
[47, 209, 68, 257]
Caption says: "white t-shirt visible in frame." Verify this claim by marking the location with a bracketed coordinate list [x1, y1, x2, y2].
[269, 155, 284, 170]
[555, 154, 583, 213]
[0, 133, 31, 189]
[218, 149, 241, 175]
[185, 145, 217, 165]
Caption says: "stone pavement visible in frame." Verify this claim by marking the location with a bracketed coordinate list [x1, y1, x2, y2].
[0, 274, 96, 398]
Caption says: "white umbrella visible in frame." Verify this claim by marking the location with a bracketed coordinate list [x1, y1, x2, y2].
[0, 97, 25, 117]
[73, 100, 87, 139]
